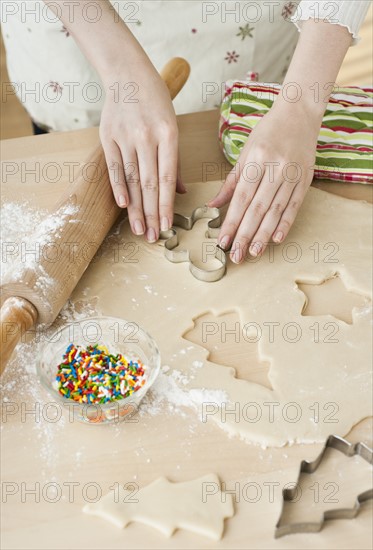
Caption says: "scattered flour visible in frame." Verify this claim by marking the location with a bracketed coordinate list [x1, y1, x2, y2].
[141, 366, 227, 419]
[1, 200, 78, 296]
[0, 202, 46, 243]
[0, 295, 104, 473]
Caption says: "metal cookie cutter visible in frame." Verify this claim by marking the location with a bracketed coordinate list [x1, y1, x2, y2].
[275, 435, 373, 538]
[159, 206, 226, 283]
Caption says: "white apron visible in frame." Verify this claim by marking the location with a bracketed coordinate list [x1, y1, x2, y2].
[1, 0, 300, 131]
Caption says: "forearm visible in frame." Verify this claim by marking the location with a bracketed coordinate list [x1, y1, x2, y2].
[43, 0, 151, 86]
[276, 19, 352, 121]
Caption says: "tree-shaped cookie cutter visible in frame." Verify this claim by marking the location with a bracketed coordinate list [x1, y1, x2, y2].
[275, 435, 373, 538]
[159, 206, 226, 283]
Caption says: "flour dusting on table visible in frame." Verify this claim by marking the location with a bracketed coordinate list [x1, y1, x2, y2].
[1, 201, 78, 296]
[141, 366, 227, 418]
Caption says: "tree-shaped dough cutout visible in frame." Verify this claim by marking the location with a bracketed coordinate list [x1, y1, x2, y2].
[183, 310, 273, 390]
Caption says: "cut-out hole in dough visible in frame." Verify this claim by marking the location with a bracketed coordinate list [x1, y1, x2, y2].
[297, 274, 370, 324]
[183, 310, 273, 390]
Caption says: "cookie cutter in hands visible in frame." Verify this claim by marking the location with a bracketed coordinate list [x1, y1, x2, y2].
[275, 435, 373, 538]
[159, 206, 226, 283]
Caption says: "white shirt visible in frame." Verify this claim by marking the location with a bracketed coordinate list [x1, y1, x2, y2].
[292, 0, 370, 44]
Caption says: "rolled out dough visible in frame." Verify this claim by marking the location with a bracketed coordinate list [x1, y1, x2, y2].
[71, 181, 372, 447]
[83, 474, 234, 540]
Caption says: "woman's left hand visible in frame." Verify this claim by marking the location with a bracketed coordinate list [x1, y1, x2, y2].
[208, 100, 320, 263]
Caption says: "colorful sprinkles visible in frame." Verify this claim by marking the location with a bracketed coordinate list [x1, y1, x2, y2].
[55, 344, 147, 404]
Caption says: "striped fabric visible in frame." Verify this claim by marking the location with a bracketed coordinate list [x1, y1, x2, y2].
[219, 81, 373, 184]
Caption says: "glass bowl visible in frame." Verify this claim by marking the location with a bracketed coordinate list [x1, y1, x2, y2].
[37, 316, 161, 424]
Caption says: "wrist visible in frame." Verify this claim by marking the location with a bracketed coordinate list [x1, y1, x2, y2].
[276, 82, 328, 113]
[272, 89, 326, 131]
[101, 48, 156, 91]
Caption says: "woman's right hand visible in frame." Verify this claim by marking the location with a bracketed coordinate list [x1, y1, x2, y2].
[100, 59, 185, 243]
[43, 0, 184, 243]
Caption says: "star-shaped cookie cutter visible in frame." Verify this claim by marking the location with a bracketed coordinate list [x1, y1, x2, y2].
[159, 206, 226, 283]
[275, 434, 373, 538]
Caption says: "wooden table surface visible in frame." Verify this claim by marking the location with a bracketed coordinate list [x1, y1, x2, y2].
[1, 110, 372, 550]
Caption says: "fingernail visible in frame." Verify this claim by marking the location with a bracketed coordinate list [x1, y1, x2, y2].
[118, 195, 127, 208]
[231, 246, 242, 264]
[146, 228, 157, 243]
[249, 242, 262, 257]
[161, 217, 170, 232]
[133, 220, 145, 235]
[219, 235, 230, 250]
[273, 231, 284, 243]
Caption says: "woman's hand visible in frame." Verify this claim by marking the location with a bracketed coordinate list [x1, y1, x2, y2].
[209, 100, 318, 263]
[209, 16, 353, 264]
[43, 0, 185, 243]
[100, 60, 184, 243]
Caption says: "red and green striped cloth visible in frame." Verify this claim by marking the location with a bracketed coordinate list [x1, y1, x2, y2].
[219, 81, 373, 184]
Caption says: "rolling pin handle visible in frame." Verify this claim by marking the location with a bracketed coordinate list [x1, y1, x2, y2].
[0, 297, 38, 375]
[160, 57, 191, 100]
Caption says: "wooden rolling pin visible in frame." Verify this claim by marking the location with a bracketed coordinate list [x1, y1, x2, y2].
[0, 57, 190, 373]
